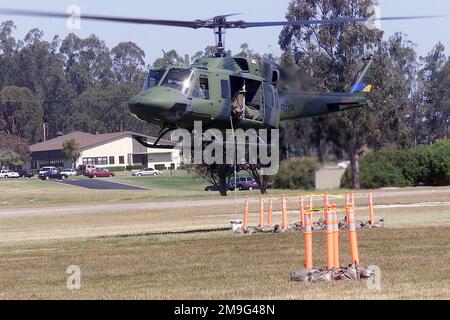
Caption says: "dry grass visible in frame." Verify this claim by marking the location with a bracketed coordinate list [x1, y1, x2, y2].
[1, 200, 449, 243]
[0, 227, 449, 300]
[1, 182, 450, 299]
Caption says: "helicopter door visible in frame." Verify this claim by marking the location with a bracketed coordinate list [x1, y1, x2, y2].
[230, 76, 264, 122]
[190, 73, 223, 122]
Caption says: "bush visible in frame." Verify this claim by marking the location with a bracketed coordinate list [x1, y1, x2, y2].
[155, 164, 166, 171]
[341, 140, 450, 189]
[273, 158, 319, 190]
[125, 165, 143, 171]
[106, 166, 126, 172]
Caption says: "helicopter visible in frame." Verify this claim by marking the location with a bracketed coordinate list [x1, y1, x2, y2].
[0, 9, 446, 149]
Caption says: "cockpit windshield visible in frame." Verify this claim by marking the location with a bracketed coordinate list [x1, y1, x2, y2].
[142, 69, 166, 92]
[160, 68, 194, 95]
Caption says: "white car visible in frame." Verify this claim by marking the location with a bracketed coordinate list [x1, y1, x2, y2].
[0, 170, 20, 179]
[132, 168, 160, 176]
[337, 161, 351, 169]
[39, 166, 58, 175]
[61, 168, 77, 177]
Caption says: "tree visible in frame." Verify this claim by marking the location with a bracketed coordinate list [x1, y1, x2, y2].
[60, 33, 114, 95]
[0, 133, 30, 169]
[152, 49, 184, 68]
[279, 0, 416, 189]
[418, 43, 449, 142]
[185, 164, 234, 197]
[0, 86, 43, 142]
[111, 42, 146, 83]
[62, 139, 81, 170]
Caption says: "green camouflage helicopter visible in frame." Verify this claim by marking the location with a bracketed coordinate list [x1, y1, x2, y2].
[0, 9, 445, 148]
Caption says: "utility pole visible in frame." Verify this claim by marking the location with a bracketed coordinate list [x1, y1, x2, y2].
[43, 123, 48, 142]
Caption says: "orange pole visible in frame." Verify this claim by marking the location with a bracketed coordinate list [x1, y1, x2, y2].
[344, 193, 350, 223]
[323, 192, 329, 223]
[259, 196, 264, 228]
[267, 195, 273, 225]
[300, 194, 305, 226]
[309, 194, 313, 224]
[325, 206, 334, 270]
[351, 192, 355, 208]
[347, 202, 360, 265]
[368, 190, 374, 225]
[282, 194, 288, 230]
[304, 207, 313, 270]
[333, 204, 340, 268]
[243, 196, 249, 230]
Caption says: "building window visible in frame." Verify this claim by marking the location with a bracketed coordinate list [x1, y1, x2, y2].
[119, 156, 125, 164]
[109, 156, 115, 165]
[82, 157, 108, 165]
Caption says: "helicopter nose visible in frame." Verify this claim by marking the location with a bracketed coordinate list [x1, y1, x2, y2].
[128, 88, 187, 124]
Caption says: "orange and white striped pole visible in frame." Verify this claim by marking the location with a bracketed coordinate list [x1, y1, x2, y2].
[243, 196, 249, 230]
[344, 192, 350, 223]
[323, 192, 330, 223]
[325, 205, 334, 270]
[309, 194, 313, 224]
[333, 204, 340, 268]
[347, 201, 360, 265]
[282, 194, 288, 230]
[304, 206, 313, 270]
[368, 190, 374, 225]
[259, 196, 264, 228]
[267, 195, 273, 226]
[299, 194, 305, 225]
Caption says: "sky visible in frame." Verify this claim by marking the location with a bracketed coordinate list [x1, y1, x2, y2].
[1, 0, 449, 65]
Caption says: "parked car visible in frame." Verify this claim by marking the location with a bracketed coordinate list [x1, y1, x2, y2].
[38, 167, 66, 181]
[204, 184, 220, 192]
[337, 161, 350, 169]
[86, 168, 115, 178]
[239, 179, 259, 191]
[76, 164, 96, 176]
[61, 168, 77, 177]
[17, 169, 34, 178]
[132, 168, 159, 176]
[228, 177, 254, 191]
[0, 170, 20, 179]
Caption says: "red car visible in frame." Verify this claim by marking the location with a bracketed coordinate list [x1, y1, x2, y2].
[86, 168, 115, 178]
[239, 179, 259, 191]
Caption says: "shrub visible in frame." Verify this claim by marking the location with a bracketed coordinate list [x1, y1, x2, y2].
[106, 166, 126, 172]
[125, 165, 143, 171]
[273, 158, 319, 190]
[341, 140, 450, 189]
[155, 164, 167, 171]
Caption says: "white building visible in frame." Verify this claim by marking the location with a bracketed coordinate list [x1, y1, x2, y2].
[26, 131, 181, 170]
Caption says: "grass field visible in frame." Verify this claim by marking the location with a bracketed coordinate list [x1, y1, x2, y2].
[0, 226, 449, 299]
[1, 175, 450, 299]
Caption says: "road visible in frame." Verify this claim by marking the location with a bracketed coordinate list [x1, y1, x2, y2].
[1, 187, 450, 219]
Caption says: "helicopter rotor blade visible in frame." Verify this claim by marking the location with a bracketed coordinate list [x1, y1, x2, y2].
[0, 8, 447, 30]
[238, 15, 448, 28]
[0, 8, 203, 28]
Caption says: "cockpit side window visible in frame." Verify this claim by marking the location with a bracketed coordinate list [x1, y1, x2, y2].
[192, 75, 210, 100]
[142, 69, 165, 92]
[199, 76, 210, 100]
[160, 68, 193, 94]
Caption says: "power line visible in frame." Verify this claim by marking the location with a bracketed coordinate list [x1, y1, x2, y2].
[0, 95, 132, 103]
